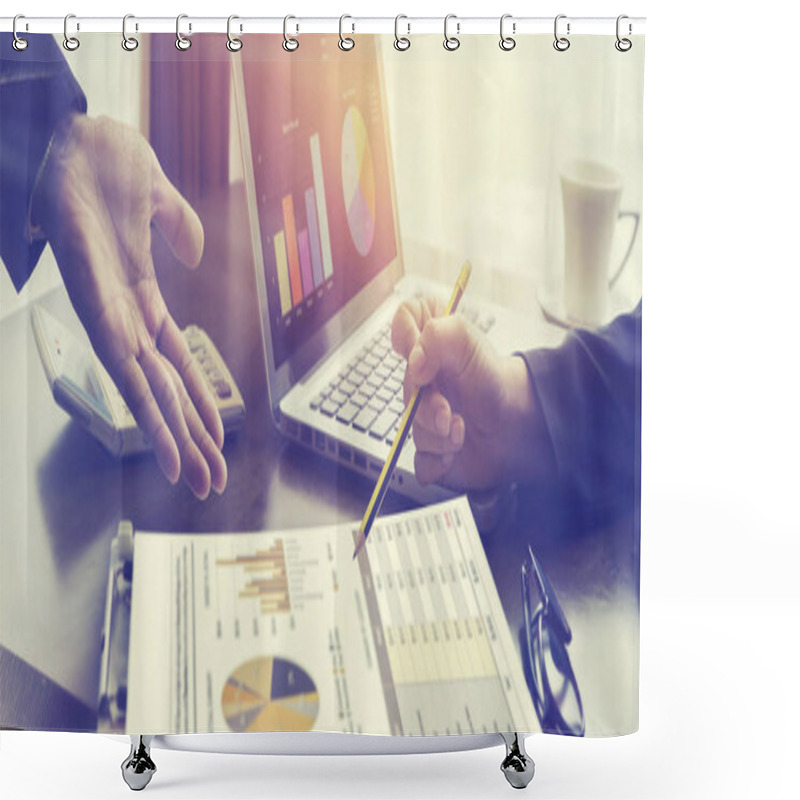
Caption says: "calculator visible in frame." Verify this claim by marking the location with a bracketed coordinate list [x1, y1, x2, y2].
[31, 304, 245, 457]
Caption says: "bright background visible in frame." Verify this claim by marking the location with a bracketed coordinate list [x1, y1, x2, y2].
[1, 1, 799, 799]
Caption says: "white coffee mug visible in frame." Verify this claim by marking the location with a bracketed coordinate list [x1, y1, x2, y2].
[560, 159, 639, 327]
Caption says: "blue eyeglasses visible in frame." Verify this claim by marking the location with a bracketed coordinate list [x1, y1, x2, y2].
[520, 544, 585, 736]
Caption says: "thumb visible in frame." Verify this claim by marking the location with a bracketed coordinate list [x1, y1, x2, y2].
[409, 315, 477, 387]
[151, 160, 204, 268]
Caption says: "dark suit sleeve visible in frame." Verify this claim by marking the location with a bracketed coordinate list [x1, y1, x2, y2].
[1, 34, 87, 291]
[516, 301, 642, 526]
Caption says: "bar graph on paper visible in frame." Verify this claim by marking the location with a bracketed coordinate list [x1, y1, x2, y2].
[124, 499, 538, 736]
[216, 539, 291, 615]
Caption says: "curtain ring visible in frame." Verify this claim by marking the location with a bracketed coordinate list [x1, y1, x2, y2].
[63, 14, 80, 51]
[227, 15, 242, 52]
[12, 15, 28, 51]
[122, 14, 138, 51]
[339, 14, 355, 51]
[499, 13, 515, 51]
[176, 13, 191, 51]
[443, 14, 460, 51]
[394, 14, 410, 51]
[615, 15, 632, 51]
[553, 14, 570, 51]
[283, 15, 299, 51]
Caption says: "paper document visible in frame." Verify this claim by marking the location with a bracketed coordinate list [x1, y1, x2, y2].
[124, 496, 537, 736]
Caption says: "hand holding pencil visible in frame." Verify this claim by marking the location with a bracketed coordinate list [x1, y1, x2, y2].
[353, 262, 472, 558]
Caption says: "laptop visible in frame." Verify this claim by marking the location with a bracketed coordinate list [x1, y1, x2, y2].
[232, 35, 533, 504]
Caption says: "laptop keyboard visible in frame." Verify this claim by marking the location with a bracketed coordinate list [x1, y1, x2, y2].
[309, 306, 495, 445]
[310, 324, 404, 444]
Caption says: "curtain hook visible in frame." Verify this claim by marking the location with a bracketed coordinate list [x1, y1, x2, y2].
[227, 15, 242, 52]
[553, 14, 570, 51]
[283, 15, 299, 51]
[176, 13, 191, 51]
[12, 14, 28, 51]
[63, 14, 80, 51]
[122, 14, 138, 51]
[339, 14, 355, 51]
[443, 13, 460, 51]
[394, 14, 410, 51]
[615, 14, 632, 51]
[499, 13, 516, 51]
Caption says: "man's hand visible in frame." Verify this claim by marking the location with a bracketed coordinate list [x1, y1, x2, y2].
[391, 296, 544, 489]
[32, 113, 226, 499]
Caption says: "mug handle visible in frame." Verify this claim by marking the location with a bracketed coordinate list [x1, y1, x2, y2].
[608, 210, 640, 290]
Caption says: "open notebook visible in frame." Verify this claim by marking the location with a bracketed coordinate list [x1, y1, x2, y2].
[99, 496, 537, 737]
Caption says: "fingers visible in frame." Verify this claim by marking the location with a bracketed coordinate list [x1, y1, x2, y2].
[138, 344, 216, 499]
[391, 296, 442, 359]
[161, 358, 228, 496]
[413, 413, 465, 455]
[407, 315, 477, 387]
[114, 354, 181, 486]
[157, 314, 225, 450]
[151, 160, 204, 269]
[414, 451, 454, 486]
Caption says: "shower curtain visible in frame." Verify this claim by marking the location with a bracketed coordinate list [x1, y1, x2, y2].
[0, 25, 643, 740]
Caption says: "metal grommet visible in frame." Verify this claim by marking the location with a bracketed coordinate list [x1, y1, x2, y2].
[339, 14, 355, 51]
[443, 14, 460, 51]
[175, 13, 191, 51]
[394, 14, 410, 51]
[283, 15, 299, 52]
[553, 14, 570, 51]
[63, 14, 80, 51]
[122, 14, 138, 51]
[499, 13, 515, 51]
[615, 14, 632, 52]
[227, 15, 242, 52]
[12, 15, 28, 51]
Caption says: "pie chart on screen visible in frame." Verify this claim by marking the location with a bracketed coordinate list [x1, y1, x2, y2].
[221, 656, 320, 732]
[341, 105, 376, 257]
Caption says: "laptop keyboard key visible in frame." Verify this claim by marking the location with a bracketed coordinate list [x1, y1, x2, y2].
[320, 399, 339, 417]
[329, 390, 347, 407]
[339, 379, 357, 397]
[389, 398, 405, 416]
[310, 394, 325, 410]
[336, 402, 359, 424]
[370, 409, 398, 440]
[368, 395, 386, 413]
[376, 387, 394, 404]
[384, 378, 402, 396]
[351, 391, 370, 408]
[353, 407, 378, 432]
[365, 372, 383, 389]
[348, 371, 365, 388]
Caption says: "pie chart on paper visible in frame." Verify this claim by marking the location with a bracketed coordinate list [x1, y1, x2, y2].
[221, 656, 320, 732]
[341, 105, 376, 257]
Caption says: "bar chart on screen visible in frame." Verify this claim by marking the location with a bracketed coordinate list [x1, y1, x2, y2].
[272, 131, 334, 317]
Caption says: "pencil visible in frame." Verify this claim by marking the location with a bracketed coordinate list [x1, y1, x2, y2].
[352, 260, 472, 559]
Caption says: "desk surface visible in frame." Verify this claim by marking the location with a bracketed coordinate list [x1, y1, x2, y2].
[0, 184, 639, 737]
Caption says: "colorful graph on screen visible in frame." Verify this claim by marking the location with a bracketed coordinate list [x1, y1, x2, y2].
[222, 656, 320, 732]
[272, 131, 334, 317]
[341, 105, 376, 257]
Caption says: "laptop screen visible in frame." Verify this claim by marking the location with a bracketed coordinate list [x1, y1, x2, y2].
[241, 36, 399, 372]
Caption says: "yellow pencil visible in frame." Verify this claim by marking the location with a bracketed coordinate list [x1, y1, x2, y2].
[353, 261, 472, 559]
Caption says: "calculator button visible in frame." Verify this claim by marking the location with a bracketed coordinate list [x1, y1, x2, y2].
[214, 379, 232, 399]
